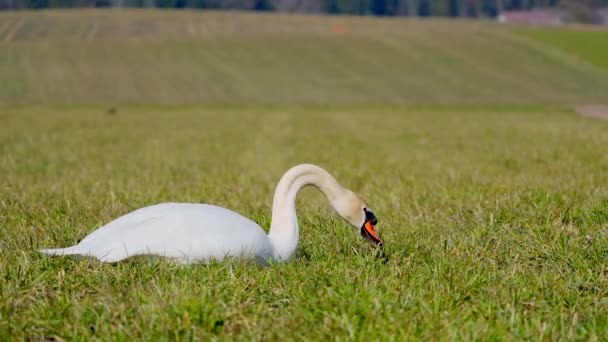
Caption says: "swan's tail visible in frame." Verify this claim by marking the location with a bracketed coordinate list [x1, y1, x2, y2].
[38, 246, 80, 257]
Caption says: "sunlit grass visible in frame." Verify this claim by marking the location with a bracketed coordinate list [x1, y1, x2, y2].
[2, 8, 608, 340]
[1, 104, 608, 339]
[519, 28, 608, 70]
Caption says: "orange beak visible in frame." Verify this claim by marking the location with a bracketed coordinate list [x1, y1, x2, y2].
[362, 220, 383, 245]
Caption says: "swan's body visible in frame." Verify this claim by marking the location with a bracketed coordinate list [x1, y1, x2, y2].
[40, 203, 275, 264]
[38, 164, 382, 264]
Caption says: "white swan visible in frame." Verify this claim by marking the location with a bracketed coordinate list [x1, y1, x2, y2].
[38, 164, 383, 265]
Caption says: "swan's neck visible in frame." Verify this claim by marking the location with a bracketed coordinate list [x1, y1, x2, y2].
[267, 164, 346, 262]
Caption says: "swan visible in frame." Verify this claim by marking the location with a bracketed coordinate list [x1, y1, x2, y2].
[38, 164, 383, 265]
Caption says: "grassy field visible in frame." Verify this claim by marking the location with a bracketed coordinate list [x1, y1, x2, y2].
[1, 9, 608, 341]
[0, 10, 608, 105]
[519, 28, 608, 70]
[2, 104, 608, 340]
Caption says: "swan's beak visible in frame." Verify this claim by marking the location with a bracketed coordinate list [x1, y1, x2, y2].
[361, 220, 383, 246]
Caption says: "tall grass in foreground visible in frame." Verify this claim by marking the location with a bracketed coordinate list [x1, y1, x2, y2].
[1, 105, 607, 339]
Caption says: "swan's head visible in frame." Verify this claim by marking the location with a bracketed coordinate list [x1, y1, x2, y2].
[333, 191, 383, 246]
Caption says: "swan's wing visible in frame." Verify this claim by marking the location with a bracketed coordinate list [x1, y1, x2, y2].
[78, 203, 184, 243]
[39, 203, 177, 259]
[41, 203, 274, 263]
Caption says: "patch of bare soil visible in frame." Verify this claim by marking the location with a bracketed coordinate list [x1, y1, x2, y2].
[576, 105, 608, 120]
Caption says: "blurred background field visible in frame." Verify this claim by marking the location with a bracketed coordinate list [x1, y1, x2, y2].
[0, 10, 607, 105]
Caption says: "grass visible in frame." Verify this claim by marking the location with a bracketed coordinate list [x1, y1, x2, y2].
[0, 10, 608, 105]
[1, 104, 608, 340]
[2, 9, 608, 340]
[519, 28, 608, 70]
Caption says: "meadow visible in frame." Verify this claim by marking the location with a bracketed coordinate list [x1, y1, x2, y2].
[1, 9, 608, 341]
[1, 10, 608, 105]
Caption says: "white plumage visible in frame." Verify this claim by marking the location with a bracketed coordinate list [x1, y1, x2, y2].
[38, 164, 382, 264]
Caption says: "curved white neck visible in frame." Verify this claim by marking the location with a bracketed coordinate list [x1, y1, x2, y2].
[267, 164, 346, 262]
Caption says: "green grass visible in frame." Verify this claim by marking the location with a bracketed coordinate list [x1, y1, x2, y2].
[2, 9, 608, 340]
[1, 104, 608, 340]
[519, 28, 608, 70]
[1, 10, 608, 105]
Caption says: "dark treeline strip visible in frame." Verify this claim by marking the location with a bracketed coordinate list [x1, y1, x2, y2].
[0, 0, 607, 19]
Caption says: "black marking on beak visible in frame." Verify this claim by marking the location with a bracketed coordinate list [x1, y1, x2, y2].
[364, 208, 378, 226]
[361, 208, 382, 246]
